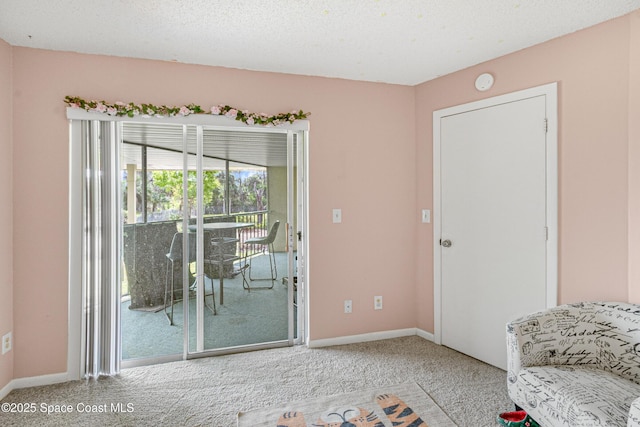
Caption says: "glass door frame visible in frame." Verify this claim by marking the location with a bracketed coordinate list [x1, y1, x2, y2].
[184, 125, 307, 358]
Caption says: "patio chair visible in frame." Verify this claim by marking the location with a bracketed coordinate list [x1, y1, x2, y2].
[243, 220, 280, 290]
[204, 232, 249, 304]
[164, 232, 216, 325]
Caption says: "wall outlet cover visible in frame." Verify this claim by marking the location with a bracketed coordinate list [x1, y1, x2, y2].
[2, 332, 12, 355]
[344, 299, 352, 313]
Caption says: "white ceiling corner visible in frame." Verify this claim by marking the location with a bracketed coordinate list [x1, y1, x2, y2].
[1, 0, 639, 86]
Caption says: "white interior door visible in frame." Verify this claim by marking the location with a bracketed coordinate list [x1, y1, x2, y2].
[435, 85, 557, 370]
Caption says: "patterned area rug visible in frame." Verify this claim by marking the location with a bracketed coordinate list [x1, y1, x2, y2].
[237, 382, 456, 426]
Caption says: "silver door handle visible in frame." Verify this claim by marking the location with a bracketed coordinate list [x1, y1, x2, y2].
[441, 239, 452, 248]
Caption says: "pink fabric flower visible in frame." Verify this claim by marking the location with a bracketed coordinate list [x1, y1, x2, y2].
[64, 96, 307, 125]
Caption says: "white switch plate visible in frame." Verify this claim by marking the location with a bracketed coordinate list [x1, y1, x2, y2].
[344, 299, 352, 313]
[333, 208, 342, 223]
[374, 296, 383, 310]
[422, 209, 431, 223]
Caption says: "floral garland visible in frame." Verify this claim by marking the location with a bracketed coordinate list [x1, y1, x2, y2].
[64, 96, 310, 126]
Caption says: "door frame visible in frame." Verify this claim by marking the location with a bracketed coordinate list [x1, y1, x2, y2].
[432, 82, 558, 345]
[184, 126, 305, 357]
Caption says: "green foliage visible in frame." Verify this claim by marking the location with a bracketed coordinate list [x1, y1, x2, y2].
[65, 95, 310, 124]
[123, 164, 268, 222]
[148, 170, 221, 214]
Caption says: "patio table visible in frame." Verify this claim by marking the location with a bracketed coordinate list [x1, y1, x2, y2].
[188, 222, 254, 305]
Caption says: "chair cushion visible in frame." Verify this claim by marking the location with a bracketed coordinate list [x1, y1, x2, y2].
[509, 366, 640, 426]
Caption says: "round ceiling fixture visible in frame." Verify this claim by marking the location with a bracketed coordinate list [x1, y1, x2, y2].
[475, 73, 494, 91]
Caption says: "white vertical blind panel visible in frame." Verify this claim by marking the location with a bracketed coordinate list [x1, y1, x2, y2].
[82, 120, 121, 378]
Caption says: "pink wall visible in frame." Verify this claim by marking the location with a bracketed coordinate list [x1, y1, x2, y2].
[10, 48, 416, 377]
[415, 11, 639, 332]
[628, 11, 640, 302]
[0, 38, 14, 391]
[5, 9, 640, 382]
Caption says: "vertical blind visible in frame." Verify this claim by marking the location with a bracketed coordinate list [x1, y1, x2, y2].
[81, 120, 121, 378]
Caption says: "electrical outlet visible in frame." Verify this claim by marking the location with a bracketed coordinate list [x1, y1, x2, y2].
[374, 296, 383, 310]
[344, 299, 352, 313]
[2, 332, 12, 355]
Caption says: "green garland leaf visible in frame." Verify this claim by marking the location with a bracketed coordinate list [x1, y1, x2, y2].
[64, 96, 310, 125]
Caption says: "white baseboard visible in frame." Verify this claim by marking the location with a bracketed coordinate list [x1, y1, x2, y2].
[308, 328, 435, 348]
[12, 372, 71, 389]
[416, 328, 434, 342]
[1, 371, 71, 399]
[0, 379, 14, 400]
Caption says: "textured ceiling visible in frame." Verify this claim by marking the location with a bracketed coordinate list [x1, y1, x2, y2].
[1, 0, 639, 85]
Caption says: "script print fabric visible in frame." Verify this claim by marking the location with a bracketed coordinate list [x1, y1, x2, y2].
[506, 302, 640, 427]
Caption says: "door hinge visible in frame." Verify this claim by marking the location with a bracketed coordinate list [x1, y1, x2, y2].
[545, 226, 549, 241]
[543, 118, 548, 133]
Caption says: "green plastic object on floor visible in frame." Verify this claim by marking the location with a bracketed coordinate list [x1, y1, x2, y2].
[497, 410, 541, 427]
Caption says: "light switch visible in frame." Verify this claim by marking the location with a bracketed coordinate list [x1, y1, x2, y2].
[422, 209, 431, 223]
[333, 209, 342, 223]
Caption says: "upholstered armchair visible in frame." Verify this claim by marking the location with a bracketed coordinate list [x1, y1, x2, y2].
[506, 302, 640, 427]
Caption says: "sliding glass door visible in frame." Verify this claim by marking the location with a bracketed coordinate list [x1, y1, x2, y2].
[187, 126, 302, 355]
[116, 120, 306, 364]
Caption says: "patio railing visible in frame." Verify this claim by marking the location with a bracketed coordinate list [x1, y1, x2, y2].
[227, 210, 269, 259]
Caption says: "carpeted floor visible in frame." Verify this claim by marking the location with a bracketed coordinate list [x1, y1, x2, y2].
[0, 336, 513, 426]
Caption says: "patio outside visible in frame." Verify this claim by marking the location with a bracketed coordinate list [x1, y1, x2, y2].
[120, 137, 293, 361]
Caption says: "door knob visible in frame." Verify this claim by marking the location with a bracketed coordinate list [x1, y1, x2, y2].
[441, 239, 452, 248]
